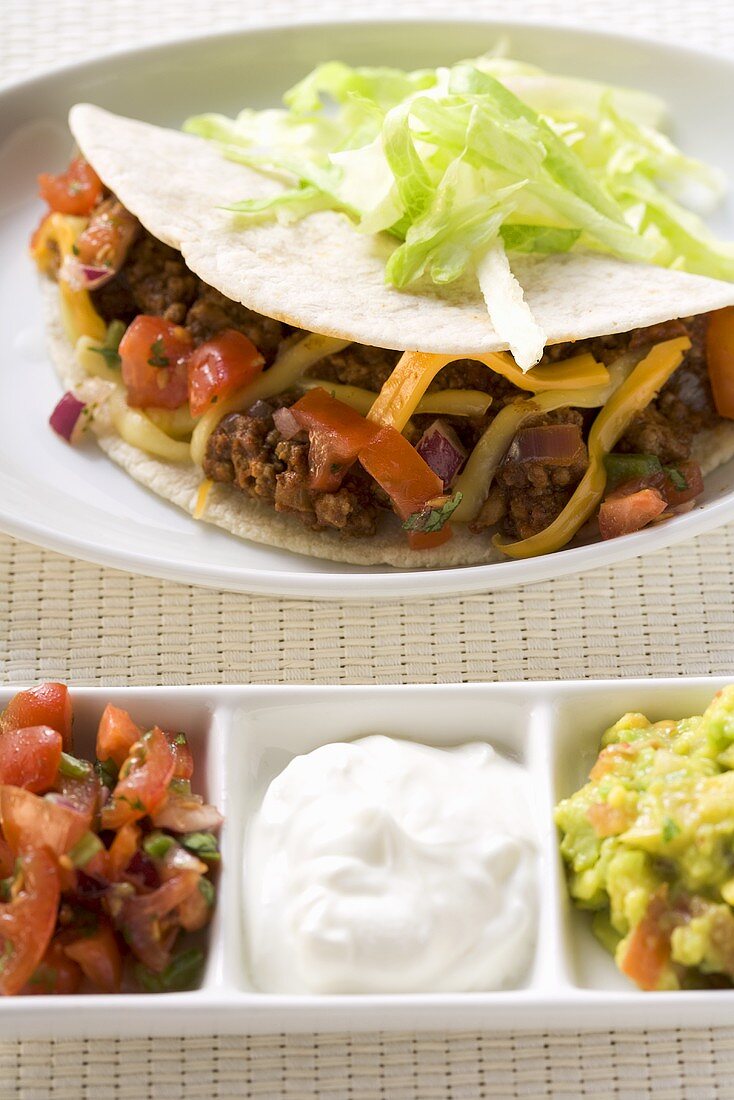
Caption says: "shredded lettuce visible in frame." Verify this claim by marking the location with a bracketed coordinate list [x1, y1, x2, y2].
[185, 52, 732, 367]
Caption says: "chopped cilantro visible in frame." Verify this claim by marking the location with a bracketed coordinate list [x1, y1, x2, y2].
[665, 466, 688, 492]
[174, 734, 187, 746]
[134, 947, 204, 993]
[662, 817, 681, 843]
[71, 243, 80, 256]
[402, 491, 463, 535]
[95, 757, 118, 790]
[147, 336, 169, 368]
[89, 320, 126, 370]
[199, 877, 215, 907]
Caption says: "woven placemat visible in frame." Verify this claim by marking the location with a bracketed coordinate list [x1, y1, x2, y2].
[3, 1, 734, 1096]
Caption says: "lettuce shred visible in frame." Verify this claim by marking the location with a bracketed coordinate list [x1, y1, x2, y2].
[185, 54, 733, 368]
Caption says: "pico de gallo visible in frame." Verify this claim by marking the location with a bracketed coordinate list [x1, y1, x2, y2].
[32, 153, 734, 558]
[0, 683, 222, 996]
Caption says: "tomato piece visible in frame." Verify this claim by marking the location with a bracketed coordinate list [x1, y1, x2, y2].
[162, 731, 194, 781]
[598, 487, 667, 540]
[290, 387, 380, 491]
[75, 198, 138, 271]
[107, 870, 200, 971]
[107, 822, 141, 881]
[0, 849, 60, 996]
[119, 316, 192, 410]
[0, 786, 91, 856]
[586, 802, 631, 837]
[23, 940, 82, 996]
[0, 726, 62, 793]
[706, 307, 734, 419]
[288, 388, 450, 547]
[359, 427, 448, 549]
[64, 921, 122, 993]
[662, 460, 704, 508]
[620, 892, 672, 991]
[187, 330, 264, 418]
[38, 157, 102, 217]
[96, 704, 142, 769]
[1, 684, 72, 751]
[100, 728, 176, 830]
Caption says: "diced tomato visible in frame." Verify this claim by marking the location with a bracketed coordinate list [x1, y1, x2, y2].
[620, 892, 672, 991]
[0, 849, 60, 996]
[109, 871, 200, 971]
[22, 940, 82, 996]
[107, 821, 141, 881]
[38, 157, 102, 217]
[0, 786, 90, 856]
[119, 316, 192, 410]
[100, 727, 176, 831]
[162, 731, 194, 781]
[290, 387, 380, 491]
[662, 460, 704, 508]
[96, 704, 142, 769]
[187, 330, 264, 418]
[598, 487, 667, 540]
[64, 921, 122, 993]
[360, 427, 448, 549]
[75, 198, 138, 271]
[586, 801, 631, 837]
[706, 307, 734, 419]
[0, 726, 62, 793]
[1, 683, 72, 751]
[288, 388, 451, 547]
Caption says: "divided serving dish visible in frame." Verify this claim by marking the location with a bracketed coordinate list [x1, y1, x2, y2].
[3, 677, 734, 1038]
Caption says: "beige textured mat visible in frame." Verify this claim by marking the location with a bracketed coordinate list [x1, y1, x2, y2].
[3, 0, 734, 1096]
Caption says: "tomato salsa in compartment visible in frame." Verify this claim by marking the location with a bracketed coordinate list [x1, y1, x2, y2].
[0, 684, 222, 996]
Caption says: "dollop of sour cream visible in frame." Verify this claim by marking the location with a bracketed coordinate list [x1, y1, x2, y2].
[243, 736, 538, 994]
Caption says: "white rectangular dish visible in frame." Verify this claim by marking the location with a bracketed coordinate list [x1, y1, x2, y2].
[3, 677, 734, 1038]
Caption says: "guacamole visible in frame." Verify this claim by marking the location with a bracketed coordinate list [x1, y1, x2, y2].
[555, 686, 734, 991]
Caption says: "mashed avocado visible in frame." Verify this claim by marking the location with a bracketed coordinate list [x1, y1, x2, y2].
[555, 686, 734, 990]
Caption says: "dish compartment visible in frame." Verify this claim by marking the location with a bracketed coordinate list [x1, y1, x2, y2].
[1, 679, 733, 1037]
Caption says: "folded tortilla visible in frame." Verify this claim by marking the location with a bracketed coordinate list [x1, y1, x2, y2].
[39, 105, 734, 568]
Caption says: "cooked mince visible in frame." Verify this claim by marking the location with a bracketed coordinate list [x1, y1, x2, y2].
[89, 205, 719, 544]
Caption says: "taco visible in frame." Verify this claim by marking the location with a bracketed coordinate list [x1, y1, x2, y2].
[30, 71, 734, 567]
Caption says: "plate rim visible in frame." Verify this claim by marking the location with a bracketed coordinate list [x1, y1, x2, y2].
[3, 14, 734, 598]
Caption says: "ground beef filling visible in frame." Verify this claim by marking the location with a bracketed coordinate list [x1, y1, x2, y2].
[204, 406, 380, 538]
[92, 218, 717, 543]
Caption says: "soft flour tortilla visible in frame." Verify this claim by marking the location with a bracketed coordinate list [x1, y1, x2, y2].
[70, 105, 734, 356]
[41, 105, 734, 568]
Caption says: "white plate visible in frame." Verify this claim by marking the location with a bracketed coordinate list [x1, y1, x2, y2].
[2, 677, 734, 1038]
[3, 19, 734, 599]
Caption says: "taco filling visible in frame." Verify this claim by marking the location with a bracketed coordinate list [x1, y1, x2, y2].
[32, 171, 729, 556]
[29, 64, 734, 566]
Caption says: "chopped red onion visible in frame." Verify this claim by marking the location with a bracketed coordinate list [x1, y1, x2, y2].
[49, 391, 87, 445]
[273, 405, 301, 440]
[506, 424, 584, 466]
[248, 400, 274, 420]
[416, 419, 467, 489]
[60, 255, 114, 291]
[152, 792, 223, 833]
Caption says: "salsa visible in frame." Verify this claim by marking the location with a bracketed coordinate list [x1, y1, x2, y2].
[556, 685, 734, 991]
[0, 684, 222, 996]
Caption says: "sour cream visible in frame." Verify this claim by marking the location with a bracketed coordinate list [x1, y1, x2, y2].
[243, 736, 538, 994]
